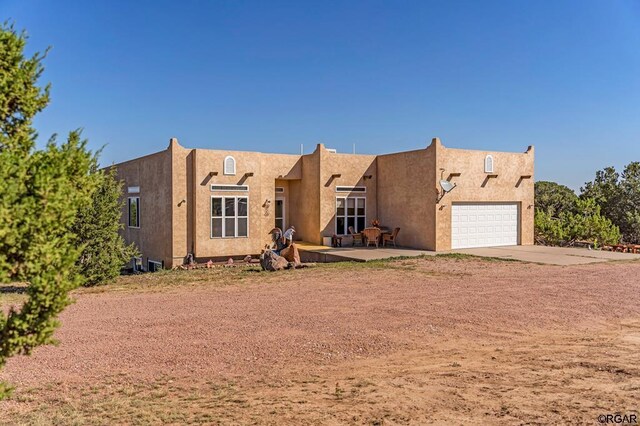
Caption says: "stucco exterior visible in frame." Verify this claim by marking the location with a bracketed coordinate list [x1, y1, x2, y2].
[434, 140, 535, 250]
[113, 137, 534, 268]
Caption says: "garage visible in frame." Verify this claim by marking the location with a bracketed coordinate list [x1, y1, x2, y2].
[451, 203, 519, 249]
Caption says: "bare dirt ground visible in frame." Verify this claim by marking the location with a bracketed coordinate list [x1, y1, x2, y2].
[1, 256, 639, 425]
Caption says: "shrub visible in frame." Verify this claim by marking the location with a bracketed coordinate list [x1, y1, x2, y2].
[73, 167, 139, 286]
[535, 198, 621, 247]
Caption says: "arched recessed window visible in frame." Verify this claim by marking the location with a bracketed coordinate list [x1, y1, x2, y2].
[484, 155, 494, 173]
[224, 156, 236, 175]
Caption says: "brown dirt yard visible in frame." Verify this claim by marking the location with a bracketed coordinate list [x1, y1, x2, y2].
[0, 255, 639, 425]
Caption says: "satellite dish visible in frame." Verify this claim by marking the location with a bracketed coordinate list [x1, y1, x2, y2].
[440, 180, 456, 193]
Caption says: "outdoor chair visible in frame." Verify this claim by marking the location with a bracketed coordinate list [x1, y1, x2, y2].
[383, 227, 400, 247]
[348, 226, 363, 246]
[363, 227, 381, 248]
[626, 244, 640, 254]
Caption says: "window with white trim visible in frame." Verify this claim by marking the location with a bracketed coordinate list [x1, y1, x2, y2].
[484, 155, 494, 173]
[224, 156, 236, 175]
[128, 197, 140, 228]
[275, 198, 285, 230]
[336, 186, 366, 193]
[336, 197, 365, 235]
[210, 184, 248, 192]
[211, 196, 248, 238]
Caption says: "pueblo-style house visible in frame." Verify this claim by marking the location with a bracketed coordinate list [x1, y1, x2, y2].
[114, 137, 534, 269]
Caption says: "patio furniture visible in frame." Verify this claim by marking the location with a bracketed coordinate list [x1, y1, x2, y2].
[626, 244, 640, 254]
[378, 227, 391, 244]
[331, 234, 343, 247]
[362, 227, 381, 248]
[348, 226, 363, 246]
[383, 227, 400, 247]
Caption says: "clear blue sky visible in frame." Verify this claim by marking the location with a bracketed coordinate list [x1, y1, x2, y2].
[4, 0, 640, 190]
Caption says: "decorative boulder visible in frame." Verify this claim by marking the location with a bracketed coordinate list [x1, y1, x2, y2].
[280, 243, 301, 267]
[260, 249, 289, 271]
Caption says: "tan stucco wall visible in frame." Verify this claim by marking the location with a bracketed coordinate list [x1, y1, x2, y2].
[377, 142, 437, 250]
[319, 148, 377, 243]
[188, 146, 301, 262]
[112, 137, 534, 265]
[113, 149, 173, 267]
[289, 147, 321, 244]
[434, 142, 535, 250]
[169, 139, 193, 266]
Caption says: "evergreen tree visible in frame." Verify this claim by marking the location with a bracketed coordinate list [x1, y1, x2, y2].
[581, 162, 640, 243]
[0, 24, 97, 398]
[534, 198, 621, 247]
[534, 181, 578, 217]
[74, 167, 138, 286]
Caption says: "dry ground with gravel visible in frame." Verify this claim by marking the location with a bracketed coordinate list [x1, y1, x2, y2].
[0, 255, 639, 425]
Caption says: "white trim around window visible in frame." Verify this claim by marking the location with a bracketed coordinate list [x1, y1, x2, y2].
[335, 196, 366, 235]
[211, 195, 249, 238]
[336, 186, 366, 193]
[484, 155, 494, 173]
[128, 196, 140, 228]
[210, 184, 249, 192]
[275, 197, 285, 231]
[223, 155, 236, 175]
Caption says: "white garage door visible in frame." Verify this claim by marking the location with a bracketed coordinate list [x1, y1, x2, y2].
[451, 203, 519, 249]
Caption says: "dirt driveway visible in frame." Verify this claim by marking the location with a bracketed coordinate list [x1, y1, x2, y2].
[1, 257, 639, 424]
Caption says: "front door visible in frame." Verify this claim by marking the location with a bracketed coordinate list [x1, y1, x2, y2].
[275, 198, 285, 230]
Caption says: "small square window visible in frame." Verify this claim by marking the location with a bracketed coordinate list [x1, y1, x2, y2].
[148, 260, 162, 272]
